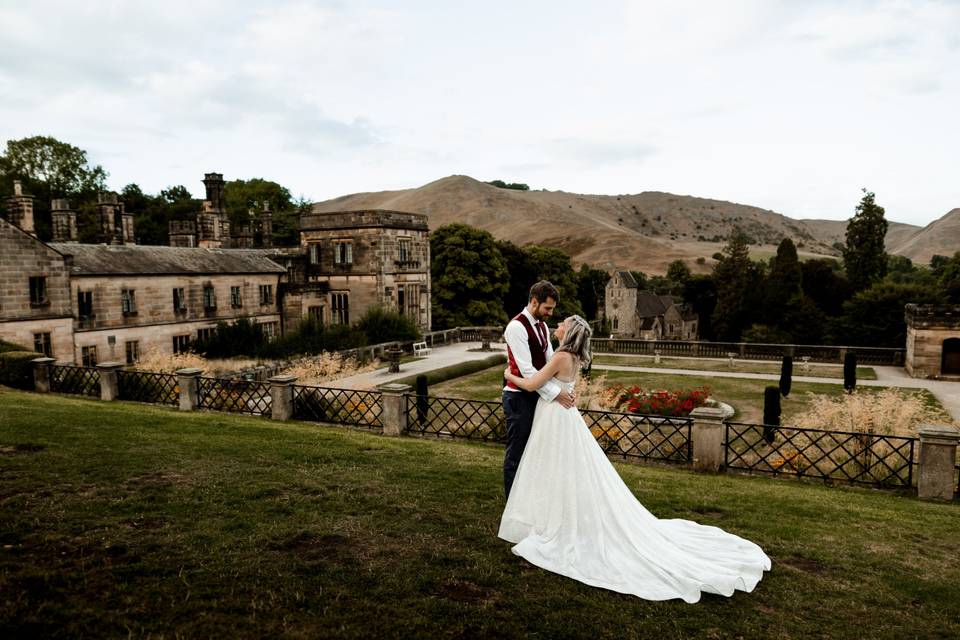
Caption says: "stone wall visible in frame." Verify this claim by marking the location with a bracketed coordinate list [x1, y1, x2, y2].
[905, 304, 960, 378]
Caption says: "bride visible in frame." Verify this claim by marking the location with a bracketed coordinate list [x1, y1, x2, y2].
[499, 315, 771, 603]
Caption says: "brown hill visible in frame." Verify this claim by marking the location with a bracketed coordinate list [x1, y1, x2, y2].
[887, 208, 960, 264]
[309, 175, 947, 273]
[800, 219, 921, 254]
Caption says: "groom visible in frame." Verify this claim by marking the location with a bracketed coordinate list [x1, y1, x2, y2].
[502, 280, 576, 499]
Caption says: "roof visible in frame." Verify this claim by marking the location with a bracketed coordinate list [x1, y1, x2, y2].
[614, 270, 638, 288]
[47, 243, 287, 276]
[638, 316, 659, 330]
[635, 290, 669, 318]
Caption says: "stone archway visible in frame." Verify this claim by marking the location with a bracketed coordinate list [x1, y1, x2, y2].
[943, 338, 960, 376]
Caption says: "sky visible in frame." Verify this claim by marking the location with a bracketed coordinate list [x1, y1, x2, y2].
[1, 0, 958, 226]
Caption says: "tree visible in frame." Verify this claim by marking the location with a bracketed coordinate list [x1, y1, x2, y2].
[682, 274, 717, 340]
[522, 245, 585, 319]
[936, 251, 960, 303]
[666, 260, 692, 287]
[1, 135, 109, 240]
[576, 264, 610, 321]
[828, 281, 945, 347]
[711, 229, 761, 341]
[223, 178, 296, 245]
[801, 259, 852, 317]
[430, 224, 509, 329]
[779, 355, 793, 397]
[486, 179, 530, 191]
[843, 189, 889, 291]
[497, 239, 538, 316]
[763, 238, 802, 324]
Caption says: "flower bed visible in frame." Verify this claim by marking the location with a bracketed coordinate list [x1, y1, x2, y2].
[606, 384, 712, 417]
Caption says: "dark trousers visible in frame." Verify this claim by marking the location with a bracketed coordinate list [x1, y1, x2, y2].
[503, 390, 539, 500]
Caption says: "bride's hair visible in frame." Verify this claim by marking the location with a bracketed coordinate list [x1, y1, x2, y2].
[557, 315, 592, 366]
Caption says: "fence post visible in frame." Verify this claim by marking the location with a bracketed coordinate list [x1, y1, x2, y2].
[176, 368, 203, 411]
[378, 383, 411, 437]
[96, 362, 123, 401]
[917, 425, 960, 500]
[31, 357, 55, 393]
[689, 407, 726, 472]
[268, 374, 297, 421]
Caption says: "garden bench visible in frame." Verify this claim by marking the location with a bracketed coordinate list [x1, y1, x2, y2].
[413, 341, 431, 357]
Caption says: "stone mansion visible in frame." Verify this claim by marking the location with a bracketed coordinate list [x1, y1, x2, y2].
[0, 175, 431, 365]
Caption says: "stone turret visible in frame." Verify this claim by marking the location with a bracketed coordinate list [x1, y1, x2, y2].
[96, 192, 128, 244]
[197, 172, 230, 248]
[260, 200, 273, 248]
[5, 180, 35, 234]
[51, 198, 78, 242]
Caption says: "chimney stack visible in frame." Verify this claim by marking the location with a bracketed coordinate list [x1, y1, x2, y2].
[51, 198, 78, 242]
[5, 180, 35, 234]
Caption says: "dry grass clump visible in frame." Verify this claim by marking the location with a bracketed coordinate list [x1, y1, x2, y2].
[133, 348, 259, 376]
[786, 388, 955, 436]
[283, 352, 380, 387]
[575, 373, 615, 411]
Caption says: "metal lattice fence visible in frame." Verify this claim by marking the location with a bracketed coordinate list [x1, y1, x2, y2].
[724, 422, 916, 488]
[581, 409, 692, 463]
[405, 394, 506, 441]
[49, 365, 101, 397]
[117, 370, 179, 406]
[197, 377, 272, 415]
[292, 385, 383, 429]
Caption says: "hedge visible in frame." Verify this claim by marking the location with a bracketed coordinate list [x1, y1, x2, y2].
[0, 350, 40, 390]
[392, 354, 507, 387]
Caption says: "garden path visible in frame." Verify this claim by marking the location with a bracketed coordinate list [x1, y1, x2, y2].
[332, 342, 503, 389]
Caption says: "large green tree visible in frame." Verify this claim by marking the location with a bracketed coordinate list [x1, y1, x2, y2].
[762, 238, 803, 325]
[843, 189, 889, 291]
[522, 245, 585, 319]
[223, 178, 298, 246]
[0, 136, 109, 240]
[800, 258, 852, 316]
[711, 229, 762, 341]
[430, 224, 509, 329]
[576, 264, 611, 321]
[496, 239, 539, 316]
[828, 281, 945, 347]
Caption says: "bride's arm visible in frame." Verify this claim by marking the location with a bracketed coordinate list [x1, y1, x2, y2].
[504, 353, 567, 392]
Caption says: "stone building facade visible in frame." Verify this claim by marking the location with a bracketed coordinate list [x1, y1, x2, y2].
[605, 271, 698, 340]
[298, 209, 431, 332]
[0, 218, 74, 359]
[905, 304, 960, 379]
[1, 178, 433, 364]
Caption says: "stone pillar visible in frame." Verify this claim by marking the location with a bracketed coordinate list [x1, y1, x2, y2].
[917, 425, 960, 500]
[176, 368, 203, 411]
[690, 406, 726, 472]
[378, 383, 411, 437]
[269, 374, 297, 421]
[96, 361, 124, 401]
[31, 357, 55, 393]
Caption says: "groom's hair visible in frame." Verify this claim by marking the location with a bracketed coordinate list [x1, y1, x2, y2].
[529, 281, 559, 304]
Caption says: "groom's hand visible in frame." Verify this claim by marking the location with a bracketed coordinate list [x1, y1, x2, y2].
[556, 389, 576, 409]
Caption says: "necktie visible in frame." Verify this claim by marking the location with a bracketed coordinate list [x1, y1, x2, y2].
[537, 321, 547, 351]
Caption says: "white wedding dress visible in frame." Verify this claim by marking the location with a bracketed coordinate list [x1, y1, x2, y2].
[498, 379, 771, 603]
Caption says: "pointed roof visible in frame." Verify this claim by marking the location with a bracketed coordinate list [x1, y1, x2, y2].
[614, 270, 638, 288]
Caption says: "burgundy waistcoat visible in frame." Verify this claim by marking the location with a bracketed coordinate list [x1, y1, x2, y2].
[506, 312, 547, 390]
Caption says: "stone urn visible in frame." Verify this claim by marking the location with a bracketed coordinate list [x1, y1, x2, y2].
[386, 348, 402, 374]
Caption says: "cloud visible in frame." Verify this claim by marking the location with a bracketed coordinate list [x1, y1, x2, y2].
[543, 138, 658, 167]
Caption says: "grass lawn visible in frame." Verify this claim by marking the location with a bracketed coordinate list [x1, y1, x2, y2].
[1, 388, 958, 639]
[431, 366, 950, 425]
[592, 355, 878, 381]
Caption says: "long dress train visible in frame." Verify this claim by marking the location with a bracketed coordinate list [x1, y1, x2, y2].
[498, 380, 771, 603]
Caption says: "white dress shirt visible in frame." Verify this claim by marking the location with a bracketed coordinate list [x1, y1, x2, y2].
[503, 307, 561, 402]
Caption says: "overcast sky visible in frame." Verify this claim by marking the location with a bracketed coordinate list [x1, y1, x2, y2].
[1, 0, 957, 225]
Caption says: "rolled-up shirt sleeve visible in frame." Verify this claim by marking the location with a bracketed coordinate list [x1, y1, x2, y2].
[504, 320, 561, 402]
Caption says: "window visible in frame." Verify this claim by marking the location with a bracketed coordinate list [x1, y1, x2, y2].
[203, 285, 216, 310]
[33, 332, 52, 357]
[230, 286, 242, 308]
[173, 287, 187, 313]
[78, 290, 94, 318]
[334, 241, 353, 265]
[308, 243, 320, 265]
[308, 305, 324, 322]
[172, 335, 191, 354]
[331, 292, 349, 324]
[81, 345, 97, 367]
[613, 317, 619, 330]
[259, 284, 273, 305]
[398, 238, 411, 262]
[121, 289, 137, 315]
[29, 276, 47, 306]
[196, 327, 216, 343]
[259, 321, 279, 341]
[397, 285, 405, 312]
[125, 340, 139, 364]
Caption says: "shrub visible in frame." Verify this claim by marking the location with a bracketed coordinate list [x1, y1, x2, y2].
[844, 352, 857, 393]
[356, 305, 421, 345]
[779, 355, 793, 397]
[0, 350, 40, 390]
[0, 339, 30, 354]
[763, 385, 781, 443]
[787, 388, 952, 436]
[393, 354, 506, 387]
